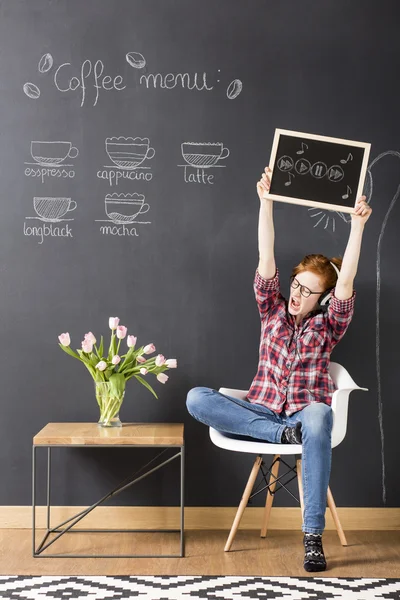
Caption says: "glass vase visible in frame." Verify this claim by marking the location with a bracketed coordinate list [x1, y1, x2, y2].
[95, 381, 125, 427]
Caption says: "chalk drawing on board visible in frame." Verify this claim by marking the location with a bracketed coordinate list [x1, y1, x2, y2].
[27, 197, 77, 223]
[296, 142, 308, 155]
[285, 172, 295, 187]
[307, 208, 336, 232]
[341, 185, 352, 200]
[126, 52, 146, 69]
[310, 161, 328, 179]
[38, 53, 54, 73]
[178, 142, 229, 184]
[340, 152, 353, 164]
[277, 156, 294, 172]
[368, 150, 400, 505]
[25, 141, 79, 168]
[95, 193, 151, 225]
[23, 83, 40, 99]
[307, 151, 400, 505]
[105, 137, 155, 170]
[328, 165, 345, 183]
[181, 142, 229, 168]
[295, 159, 311, 175]
[226, 79, 243, 99]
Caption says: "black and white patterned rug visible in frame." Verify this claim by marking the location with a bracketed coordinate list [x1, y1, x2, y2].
[1, 576, 400, 599]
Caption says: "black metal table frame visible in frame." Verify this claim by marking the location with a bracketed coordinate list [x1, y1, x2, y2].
[32, 442, 185, 558]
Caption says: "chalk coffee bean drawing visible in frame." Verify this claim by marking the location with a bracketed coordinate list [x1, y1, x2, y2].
[23, 82, 40, 99]
[126, 52, 146, 69]
[226, 78, 243, 100]
[178, 142, 230, 185]
[38, 53, 54, 73]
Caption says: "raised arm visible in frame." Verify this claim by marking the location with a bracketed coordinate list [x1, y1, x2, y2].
[257, 167, 276, 280]
[335, 195, 372, 300]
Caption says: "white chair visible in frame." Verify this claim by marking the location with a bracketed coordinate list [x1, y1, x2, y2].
[209, 361, 367, 551]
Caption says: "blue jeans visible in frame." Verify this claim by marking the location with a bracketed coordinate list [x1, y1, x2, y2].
[186, 387, 333, 534]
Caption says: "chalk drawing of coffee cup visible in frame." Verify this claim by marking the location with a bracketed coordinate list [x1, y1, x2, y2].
[105, 137, 155, 170]
[105, 193, 150, 224]
[33, 197, 77, 222]
[30, 141, 79, 166]
[181, 142, 230, 167]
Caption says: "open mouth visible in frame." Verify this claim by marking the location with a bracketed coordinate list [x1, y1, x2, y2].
[290, 297, 301, 310]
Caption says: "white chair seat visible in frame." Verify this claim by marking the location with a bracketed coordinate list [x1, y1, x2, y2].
[209, 427, 302, 455]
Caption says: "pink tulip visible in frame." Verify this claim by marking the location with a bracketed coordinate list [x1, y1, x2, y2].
[96, 361, 107, 371]
[155, 354, 166, 367]
[109, 317, 120, 330]
[84, 331, 96, 344]
[140, 367, 148, 375]
[137, 356, 147, 364]
[127, 335, 137, 348]
[116, 325, 127, 340]
[58, 333, 71, 347]
[165, 359, 177, 369]
[81, 339, 93, 353]
[157, 373, 169, 384]
[112, 355, 121, 365]
[143, 343, 156, 354]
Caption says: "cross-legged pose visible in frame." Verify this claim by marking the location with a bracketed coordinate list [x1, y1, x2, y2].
[187, 166, 372, 572]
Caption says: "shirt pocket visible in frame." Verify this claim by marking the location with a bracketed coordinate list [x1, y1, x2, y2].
[303, 328, 326, 348]
[269, 321, 290, 342]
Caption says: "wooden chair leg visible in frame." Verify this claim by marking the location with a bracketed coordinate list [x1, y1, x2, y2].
[260, 454, 280, 538]
[327, 485, 348, 546]
[296, 458, 305, 519]
[224, 455, 262, 552]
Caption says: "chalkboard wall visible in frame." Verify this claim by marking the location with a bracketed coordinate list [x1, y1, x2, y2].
[0, 0, 399, 510]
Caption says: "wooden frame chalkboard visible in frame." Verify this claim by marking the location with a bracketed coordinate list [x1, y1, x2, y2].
[267, 129, 371, 213]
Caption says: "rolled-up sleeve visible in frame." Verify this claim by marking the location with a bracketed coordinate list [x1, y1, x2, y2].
[327, 289, 356, 345]
[254, 268, 284, 320]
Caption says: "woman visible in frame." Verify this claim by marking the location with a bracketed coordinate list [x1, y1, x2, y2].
[186, 166, 372, 572]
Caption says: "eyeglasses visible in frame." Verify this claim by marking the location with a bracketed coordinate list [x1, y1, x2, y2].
[290, 276, 324, 299]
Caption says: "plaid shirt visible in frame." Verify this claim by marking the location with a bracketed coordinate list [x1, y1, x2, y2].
[247, 269, 355, 415]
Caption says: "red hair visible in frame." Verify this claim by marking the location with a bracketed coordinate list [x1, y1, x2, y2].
[291, 254, 342, 291]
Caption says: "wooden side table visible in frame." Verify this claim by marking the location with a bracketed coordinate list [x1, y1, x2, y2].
[32, 422, 184, 558]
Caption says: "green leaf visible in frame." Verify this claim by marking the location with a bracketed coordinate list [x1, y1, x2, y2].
[109, 372, 126, 397]
[59, 344, 81, 360]
[134, 375, 158, 399]
[99, 336, 104, 358]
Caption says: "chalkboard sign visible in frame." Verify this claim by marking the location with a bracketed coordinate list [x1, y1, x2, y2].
[268, 129, 371, 213]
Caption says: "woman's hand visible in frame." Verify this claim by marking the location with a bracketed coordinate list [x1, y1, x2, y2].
[351, 195, 372, 226]
[257, 166, 272, 202]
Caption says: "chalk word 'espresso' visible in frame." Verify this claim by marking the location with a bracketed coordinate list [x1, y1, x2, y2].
[97, 168, 153, 187]
[54, 60, 126, 107]
[25, 166, 75, 183]
[99, 224, 139, 236]
[23, 221, 73, 244]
